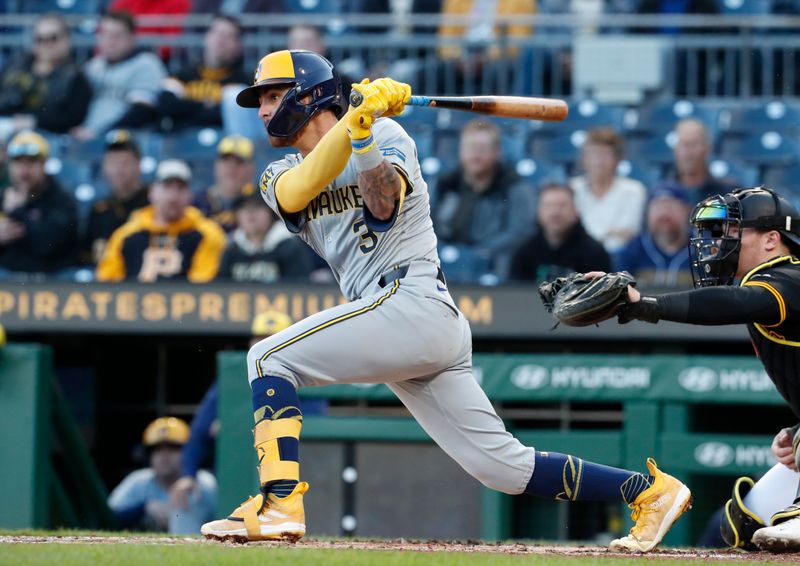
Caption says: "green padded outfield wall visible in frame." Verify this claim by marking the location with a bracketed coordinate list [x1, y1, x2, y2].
[0, 345, 52, 528]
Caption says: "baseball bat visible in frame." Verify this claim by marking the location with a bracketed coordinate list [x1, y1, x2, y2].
[349, 91, 569, 122]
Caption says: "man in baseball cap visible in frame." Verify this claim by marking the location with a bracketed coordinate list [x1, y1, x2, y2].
[216, 189, 313, 283]
[108, 417, 217, 534]
[83, 129, 149, 264]
[614, 181, 694, 288]
[0, 130, 79, 276]
[97, 158, 226, 282]
[193, 134, 256, 232]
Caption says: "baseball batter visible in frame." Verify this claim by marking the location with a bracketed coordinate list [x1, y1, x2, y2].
[200, 49, 691, 551]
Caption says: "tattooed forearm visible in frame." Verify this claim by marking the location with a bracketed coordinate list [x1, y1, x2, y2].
[358, 160, 402, 220]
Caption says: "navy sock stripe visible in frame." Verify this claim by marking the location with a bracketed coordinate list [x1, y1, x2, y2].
[263, 480, 299, 499]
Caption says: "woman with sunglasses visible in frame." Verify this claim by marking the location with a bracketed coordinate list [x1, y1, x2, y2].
[0, 13, 91, 134]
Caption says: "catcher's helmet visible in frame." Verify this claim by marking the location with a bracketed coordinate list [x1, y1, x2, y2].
[689, 186, 800, 287]
[236, 49, 344, 138]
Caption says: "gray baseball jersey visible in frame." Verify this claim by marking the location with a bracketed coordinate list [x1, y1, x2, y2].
[259, 118, 439, 301]
[251, 117, 535, 495]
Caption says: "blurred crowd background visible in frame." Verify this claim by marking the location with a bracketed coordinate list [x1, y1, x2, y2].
[0, 0, 798, 288]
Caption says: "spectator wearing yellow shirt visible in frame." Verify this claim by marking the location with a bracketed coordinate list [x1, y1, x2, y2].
[97, 159, 226, 283]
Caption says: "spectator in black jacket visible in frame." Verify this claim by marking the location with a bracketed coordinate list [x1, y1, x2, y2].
[433, 119, 535, 276]
[510, 182, 610, 283]
[0, 131, 79, 277]
[158, 15, 250, 131]
[83, 130, 149, 265]
[193, 134, 255, 232]
[217, 192, 313, 283]
[0, 13, 91, 134]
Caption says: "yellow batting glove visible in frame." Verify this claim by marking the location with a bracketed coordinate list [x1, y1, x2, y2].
[369, 78, 411, 117]
[346, 78, 388, 140]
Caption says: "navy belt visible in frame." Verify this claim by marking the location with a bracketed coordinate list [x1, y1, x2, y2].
[378, 264, 446, 288]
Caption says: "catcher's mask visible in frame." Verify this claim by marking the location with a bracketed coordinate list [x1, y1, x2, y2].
[689, 186, 800, 287]
[236, 49, 344, 139]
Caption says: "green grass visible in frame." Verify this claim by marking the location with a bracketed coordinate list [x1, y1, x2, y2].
[0, 545, 755, 566]
[0, 533, 790, 566]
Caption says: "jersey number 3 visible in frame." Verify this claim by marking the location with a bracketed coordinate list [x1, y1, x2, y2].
[352, 220, 378, 254]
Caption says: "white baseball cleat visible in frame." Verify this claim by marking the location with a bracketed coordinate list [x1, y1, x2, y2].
[609, 458, 692, 553]
[753, 506, 800, 553]
[201, 482, 308, 542]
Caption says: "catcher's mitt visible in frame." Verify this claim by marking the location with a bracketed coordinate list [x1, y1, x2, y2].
[538, 271, 636, 327]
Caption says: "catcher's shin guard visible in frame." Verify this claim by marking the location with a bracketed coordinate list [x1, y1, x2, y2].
[720, 477, 765, 550]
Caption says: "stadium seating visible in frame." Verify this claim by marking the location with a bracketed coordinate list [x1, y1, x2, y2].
[529, 130, 586, 166]
[762, 163, 800, 195]
[531, 99, 628, 135]
[628, 131, 677, 166]
[716, 0, 773, 15]
[722, 131, 800, 168]
[629, 99, 721, 136]
[726, 101, 800, 135]
[616, 159, 662, 189]
[437, 244, 491, 284]
[708, 158, 760, 187]
[515, 158, 566, 189]
[6, 0, 100, 13]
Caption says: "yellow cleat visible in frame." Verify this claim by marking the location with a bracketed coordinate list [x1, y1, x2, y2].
[610, 459, 692, 553]
[201, 482, 308, 542]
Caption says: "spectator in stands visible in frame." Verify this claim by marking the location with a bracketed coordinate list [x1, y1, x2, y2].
[83, 130, 149, 265]
[0, 13, 91, 134]
[73, 11, 167, 140]
[217, 192, 313, 283]
[286, 24, 355, 100]
[108, 0, 191, 55]
[158, 15, 250, 132]
[614, 181, 693, 288]
[109, 417, 217, 534]
[569, 127, 647, 254]
[193, 135, 256, 232]
[509, 182, 610, 282]
[436, 0, 535, 94]
[669, 118, 733, 205]
[97, 159, 226, 283]
[0, 131, 79, 278]
[433, 119, 535, 276]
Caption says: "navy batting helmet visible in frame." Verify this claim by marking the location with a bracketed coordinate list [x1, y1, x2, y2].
[236, 49, 344, 138]
[689, 186, 800, 287]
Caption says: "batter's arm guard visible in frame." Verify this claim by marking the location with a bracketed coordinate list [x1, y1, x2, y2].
[720, 476, 766, 550]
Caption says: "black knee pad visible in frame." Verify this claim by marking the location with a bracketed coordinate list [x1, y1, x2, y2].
[720, 477, 766, 551]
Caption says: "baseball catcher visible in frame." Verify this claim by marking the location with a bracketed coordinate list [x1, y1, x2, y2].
[578, 187, 800, 552]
